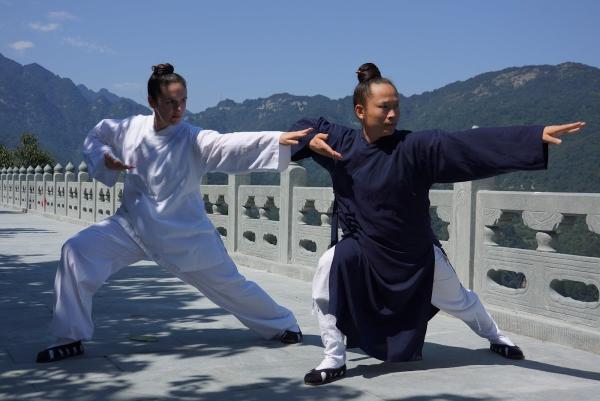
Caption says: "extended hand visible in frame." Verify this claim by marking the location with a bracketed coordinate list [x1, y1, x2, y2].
[279, 128, 313, 145]
[309, 133, 342, 160]
[104, 153, 134, 170]
[542, 122, 586, 145]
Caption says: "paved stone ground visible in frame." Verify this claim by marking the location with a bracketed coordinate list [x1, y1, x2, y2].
[2, 206, 600, 401]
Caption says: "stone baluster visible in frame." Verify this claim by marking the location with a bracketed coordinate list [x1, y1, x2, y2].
[316, 199, 332, 226]
[481, 208, 506, 246]
[586, 214, 600, 235]
[256, 195, 269, 220]
[522, 211, 564, 252]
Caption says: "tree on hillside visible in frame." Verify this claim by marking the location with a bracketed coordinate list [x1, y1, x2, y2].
[0, 144, 14, 168]
[12, 133, 55, 168]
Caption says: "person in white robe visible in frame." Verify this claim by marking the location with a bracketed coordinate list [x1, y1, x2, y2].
[36, 63, 310, 363]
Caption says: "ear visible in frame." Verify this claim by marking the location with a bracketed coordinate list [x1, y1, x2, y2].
[355, 104, 365, 121]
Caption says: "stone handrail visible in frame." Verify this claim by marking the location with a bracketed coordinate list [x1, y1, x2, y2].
[1, 163, 599, 354]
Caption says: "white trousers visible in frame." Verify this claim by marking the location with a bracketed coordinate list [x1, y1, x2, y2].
[50, 217, 299, 342]
[313, 245, 513, 369]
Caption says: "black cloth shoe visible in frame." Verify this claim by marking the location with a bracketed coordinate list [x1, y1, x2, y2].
[36, 340, 84, 363]
[304, 365, 347, 385]
[490, 343, 524, 360]
[280, 329, 303, 344]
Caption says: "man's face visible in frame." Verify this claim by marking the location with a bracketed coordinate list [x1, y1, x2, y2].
[356, 83, 400, 137]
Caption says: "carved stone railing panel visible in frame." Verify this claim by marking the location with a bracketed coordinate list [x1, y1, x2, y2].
[476, 191, 600, 332]
[67, 182, 80, 219]
[237, 185, 280, 261]
[80, 182, 95, 222]
[95, 182, 115, 221]
[292, 187, 334, 267]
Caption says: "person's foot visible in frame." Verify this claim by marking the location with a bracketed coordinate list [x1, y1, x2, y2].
[304, 365, 347, 385]
[36, 340, 84, 363]
[490, 343, 524, 360]
[280, 329, 303, 344]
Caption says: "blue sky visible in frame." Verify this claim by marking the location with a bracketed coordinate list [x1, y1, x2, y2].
[2, 0, 599, 113]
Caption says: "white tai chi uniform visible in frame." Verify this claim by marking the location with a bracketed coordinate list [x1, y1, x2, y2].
[50, 114, 299, 342]
[313, 244, 515, 369]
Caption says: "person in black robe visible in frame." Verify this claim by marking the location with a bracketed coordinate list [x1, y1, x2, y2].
[290, 63, 586, 385]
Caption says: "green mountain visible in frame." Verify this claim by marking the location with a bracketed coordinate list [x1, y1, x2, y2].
[0, 53, 150, 163]
[1, 53, 598, 193]
[188, 63, 600, 193]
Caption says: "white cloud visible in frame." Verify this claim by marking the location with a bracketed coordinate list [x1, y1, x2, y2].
[30, 22, 61, 32]
[63, 37, 115, 54]
[48, 11, 78, 21]
[9, 40, 34, 51]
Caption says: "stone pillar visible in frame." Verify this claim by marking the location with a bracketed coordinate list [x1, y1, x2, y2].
[228, 173, 251, 252]
[10, 167, 16, 206]
[64, 162, 76, 216]
[279, 162, 307, 263]
[43, 164, 53, 212]
[0, 167, 5, 204]
[34, 166, 43, 210]
[77, 161, 89, 220]
[53, 163, 64, 215]
[450, 177, 495, 289]
[6, 167, 13, 205]
[25, 166, 34, 210]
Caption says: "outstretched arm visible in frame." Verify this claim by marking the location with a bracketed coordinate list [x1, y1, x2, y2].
[407, 122, 585, 185]
[195, 128, 311, 174]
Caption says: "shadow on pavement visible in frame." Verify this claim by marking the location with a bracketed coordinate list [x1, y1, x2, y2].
[346, 342, 600, 383]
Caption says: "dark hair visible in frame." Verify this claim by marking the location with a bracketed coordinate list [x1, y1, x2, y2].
[147, 63, 187, 101]
[353, 62, 397, 106]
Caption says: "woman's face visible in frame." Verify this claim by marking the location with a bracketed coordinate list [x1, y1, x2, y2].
[149, 82, 187, 128]
[355, 82, 400, 137]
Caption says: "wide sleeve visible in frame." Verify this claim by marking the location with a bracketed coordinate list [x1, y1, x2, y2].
[82, 119, 122, 186]
[405, 126, 548, 185]
[289, 117, 347, 171]
[195, 129, 289, 174]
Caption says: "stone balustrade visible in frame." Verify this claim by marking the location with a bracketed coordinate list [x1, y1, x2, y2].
[1, 163, 599, 354]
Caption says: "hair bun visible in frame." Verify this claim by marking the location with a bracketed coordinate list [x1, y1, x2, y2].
[152, 63, 175, 76]
[356, 63, 382, 83]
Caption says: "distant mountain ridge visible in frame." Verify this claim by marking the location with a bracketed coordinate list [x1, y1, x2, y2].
[187, 63, 600, 192]
[0, 53, 150, 162]
[0, 53, 598, 192]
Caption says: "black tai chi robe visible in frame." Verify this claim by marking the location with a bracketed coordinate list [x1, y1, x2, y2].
[291, 117, 547, 361]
